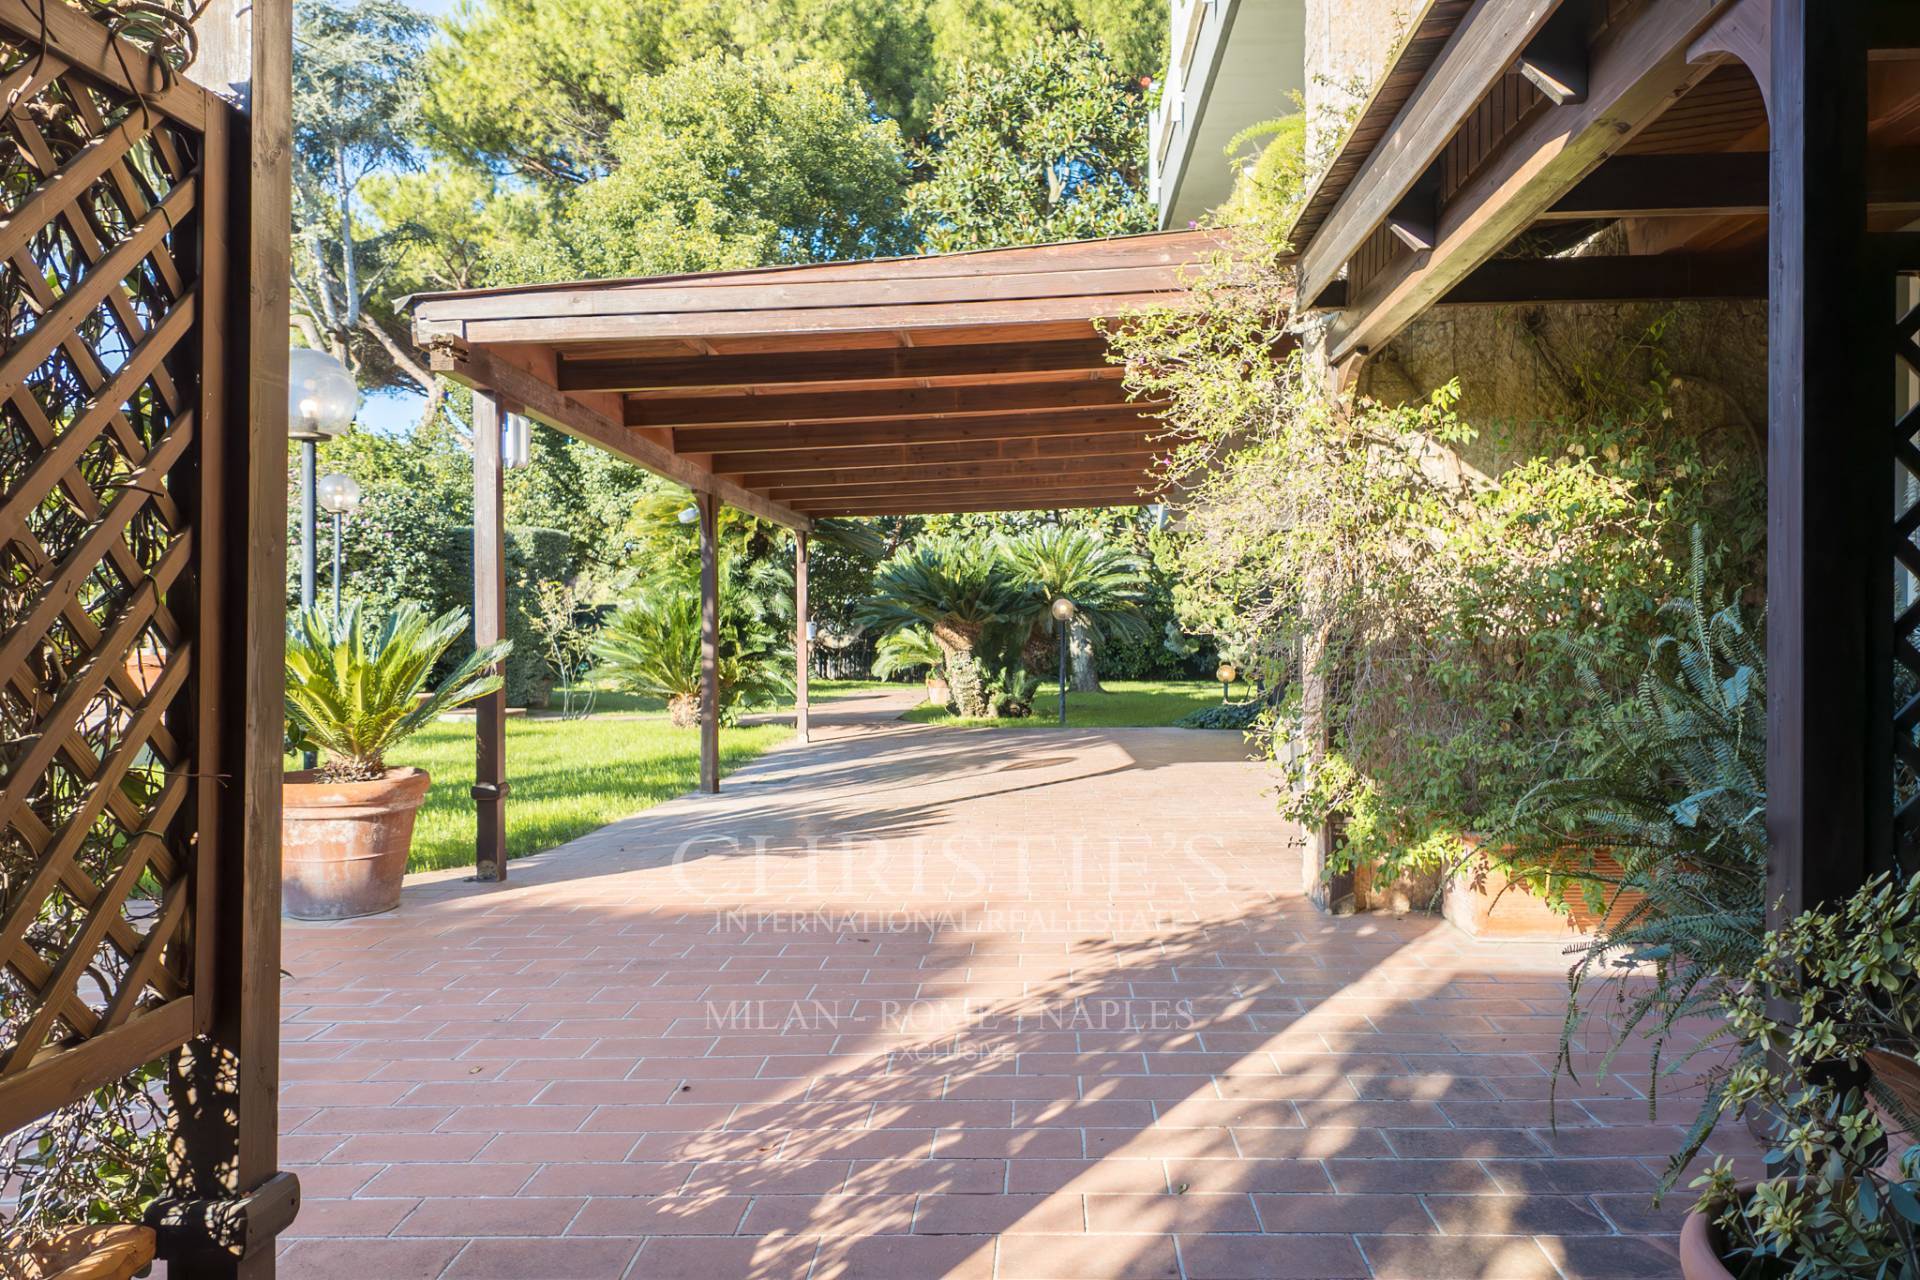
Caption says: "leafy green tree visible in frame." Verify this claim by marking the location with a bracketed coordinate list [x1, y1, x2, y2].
[291, 0, 433, 393]
[496, 53, 917, 281]
[424, 0, 940, 185]
[926, 0, 1164, 95]
[909, 30, 1155, 252]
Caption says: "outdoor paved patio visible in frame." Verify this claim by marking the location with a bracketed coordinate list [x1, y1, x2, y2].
[264, 691, 1755, 1279]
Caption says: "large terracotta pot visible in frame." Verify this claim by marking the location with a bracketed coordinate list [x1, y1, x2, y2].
[282, 768, 431, 920]
[5, 1225, 155, 1280]
[926, 675, 951, 706]
[1443, 838, 1648, 940]
[1679, 1188, 1748, 1280]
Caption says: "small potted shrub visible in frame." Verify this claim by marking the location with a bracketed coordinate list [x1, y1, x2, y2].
[0, 1058, 165, 1279]
[1678, 871, 1920, 1279]
[283, 604, 507, 919]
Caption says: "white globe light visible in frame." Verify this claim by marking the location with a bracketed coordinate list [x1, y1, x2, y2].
[288, 348, 358, 441]
[1050, 597, 1076, 621]
[316, 472, 362, 515]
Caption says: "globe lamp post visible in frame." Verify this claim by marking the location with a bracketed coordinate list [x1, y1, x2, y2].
[1051, 597, 1076, 726]
[316, 472, 363, 625]
[286, 348, 358, 616]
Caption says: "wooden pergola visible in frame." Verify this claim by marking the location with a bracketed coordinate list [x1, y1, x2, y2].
[402, 231, 1224, 878]
[1281, 0, 1920, 915]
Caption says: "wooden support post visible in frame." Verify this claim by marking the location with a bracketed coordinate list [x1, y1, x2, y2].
[158, 1, 295, 1274]
[795, 530, 810, 743]
[472, 391, 509, 881]
[1766, 0, 1879, 924]
[698, 491, 721, 793]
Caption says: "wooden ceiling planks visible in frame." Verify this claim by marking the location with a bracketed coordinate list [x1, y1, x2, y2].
[406, 229, 1226, 518]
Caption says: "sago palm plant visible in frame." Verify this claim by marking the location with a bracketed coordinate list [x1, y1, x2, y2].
[1003, 525, 1152, 691]
[858, 536, 1029, 716]
[285, 603, 509, 783]
[871, 626, 945, 681]
[593, 566, 791, 727]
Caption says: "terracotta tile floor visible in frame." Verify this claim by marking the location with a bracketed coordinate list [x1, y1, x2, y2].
[263, 690, 1757, 1279]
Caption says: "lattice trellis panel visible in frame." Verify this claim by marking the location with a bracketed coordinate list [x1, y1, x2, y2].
[0, 0, 221, 1129]
[1889, 247, 1920, 867]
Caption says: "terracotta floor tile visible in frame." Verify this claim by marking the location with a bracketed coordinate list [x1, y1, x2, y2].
[1178, 1233, 1372, 1279]
[272, 702, 1701, 1280]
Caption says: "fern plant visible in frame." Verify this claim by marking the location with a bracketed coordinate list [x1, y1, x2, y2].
[1509, 533, 1767, 1151]
[285, 603, 508, 782]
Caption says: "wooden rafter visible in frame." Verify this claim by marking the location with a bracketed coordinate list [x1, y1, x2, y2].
[627, 378, 1133, 429]
[708, 430, 1164, 477]
[405, 229, 1222, 521]
[1324, 0, 1732, 362]
[559, 337, 1113, 393]
[671, 409, 1165, 456]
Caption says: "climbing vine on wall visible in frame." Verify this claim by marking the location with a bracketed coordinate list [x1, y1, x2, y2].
[1106, 263, 1766, 882]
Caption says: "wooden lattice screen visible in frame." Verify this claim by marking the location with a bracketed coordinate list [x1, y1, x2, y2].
[0, 0, 234, 1134]
[1893, 242, 1920, 872]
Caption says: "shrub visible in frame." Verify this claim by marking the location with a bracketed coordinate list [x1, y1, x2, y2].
[1508, 542, 1767, 1113]
[1177, 699, 1270, 731]
[1107, 272, 1765, 885]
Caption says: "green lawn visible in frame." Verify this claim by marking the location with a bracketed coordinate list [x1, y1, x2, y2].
[300, 680, 896, 874]
[901, 679, 1226, 729]
[385, 716, 790, 872]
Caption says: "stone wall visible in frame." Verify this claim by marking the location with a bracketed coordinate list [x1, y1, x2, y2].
[1289, 299, 1769, 914]
[1302, 0, 1416, 158]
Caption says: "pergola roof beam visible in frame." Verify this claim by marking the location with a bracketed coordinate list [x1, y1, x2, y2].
[628, 378, 1135, 429]
[427, 340, 812, 531]
[1326, 0, 1731, 363]
[766, 469, 1155, 501]
[1294, 0, 1571, 309]
[739, 452, 1161, 490]
[795, 488, 1156, 517]
[672, 409, 1165, 455]
[558, 337, 1113, 393]
[707, 430, 1164, 476]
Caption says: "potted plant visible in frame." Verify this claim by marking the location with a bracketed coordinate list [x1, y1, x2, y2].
[283, 603, 507, 919]
[1678, 870, 1920, 1279]
[0, 1058, 165, 1280]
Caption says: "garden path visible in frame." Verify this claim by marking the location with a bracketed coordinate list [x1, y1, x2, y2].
[263, 705, 1756, 1279]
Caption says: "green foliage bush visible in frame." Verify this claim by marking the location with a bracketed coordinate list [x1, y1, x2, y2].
[593, 563, 792, 726]
[1107, 263, 1766, 884]
[1689, 872, 1920, 1277]
[285, 603, 509, 780]
[1176, 699, 1270, 731]
[1509, 545, 1767, 1111]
